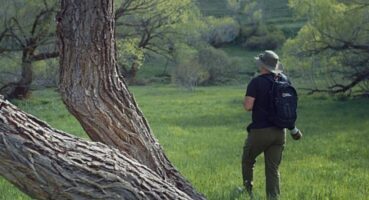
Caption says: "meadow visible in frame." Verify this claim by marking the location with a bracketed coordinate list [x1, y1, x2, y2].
[1, 85, 368, 200]
[1, 0, 368, 199]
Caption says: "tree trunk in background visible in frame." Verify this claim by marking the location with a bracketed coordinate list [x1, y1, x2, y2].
[0, 48, 34, 99]
[17, 49, 34, 97]
[127, 63, 139, 84]
[0, 97, 192, 200]
[120, 63, 140, 85]
[57, 0, 204, 199]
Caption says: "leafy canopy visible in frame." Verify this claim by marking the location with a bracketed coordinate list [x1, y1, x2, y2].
[283, 0, 369, 94]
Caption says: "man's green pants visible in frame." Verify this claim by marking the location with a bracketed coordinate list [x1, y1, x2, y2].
[242, 127, 286, 199]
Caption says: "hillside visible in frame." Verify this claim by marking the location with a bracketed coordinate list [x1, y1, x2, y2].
[196, 0, 292, 19]
[196, 0, 304, 36]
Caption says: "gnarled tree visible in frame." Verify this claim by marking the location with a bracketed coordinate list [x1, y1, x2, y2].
[0, 0, 205, 199]
[0, 96, 193, 200]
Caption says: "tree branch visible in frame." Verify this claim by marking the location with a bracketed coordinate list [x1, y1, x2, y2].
[115, 0, 156, 20]
[328, 70, 369, 93]
[31, 9, 54, 36]
[0, 28, 9, 43]
[32, 51, 59, 61]
[0, 98, 193, 200]
[299, 69, 369, 95]
[9, 17, 28, 44]
[7, 26, 25, 48]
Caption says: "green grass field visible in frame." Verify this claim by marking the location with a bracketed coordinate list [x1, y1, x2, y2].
[1, 86, 368, 200]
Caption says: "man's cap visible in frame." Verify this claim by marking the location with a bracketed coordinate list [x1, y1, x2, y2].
[254, 50, 283, 74]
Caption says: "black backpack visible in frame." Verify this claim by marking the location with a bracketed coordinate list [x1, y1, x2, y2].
[262, 74, 298, 129]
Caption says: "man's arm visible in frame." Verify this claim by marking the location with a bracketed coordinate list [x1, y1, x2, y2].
[243, 96, 255, 112]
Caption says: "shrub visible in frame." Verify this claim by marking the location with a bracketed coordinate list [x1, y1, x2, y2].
[172, 46, 243, 88]
[201, 17, 240, 47]
[172, 59, 209, 90]
[241, 25, 286, 50]
[197, 47, 233, 84]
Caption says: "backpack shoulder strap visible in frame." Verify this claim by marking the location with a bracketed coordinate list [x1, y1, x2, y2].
[279, 73, 291, 84]
[260, 73, 292, 85]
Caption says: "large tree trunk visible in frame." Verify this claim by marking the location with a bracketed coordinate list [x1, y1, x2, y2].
[0, 48, 34, 99]
[56, 0, 204, 199]
[0, 96, 192, 200]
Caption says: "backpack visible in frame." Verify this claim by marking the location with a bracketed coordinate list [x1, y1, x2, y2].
[262, 74, 298, 129]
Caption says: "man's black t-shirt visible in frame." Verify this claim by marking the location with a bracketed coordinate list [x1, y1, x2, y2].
[245, 73, 275, 131]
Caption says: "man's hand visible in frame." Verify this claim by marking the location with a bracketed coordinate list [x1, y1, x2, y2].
[290, 128, 303, 140]
[244, 96, 255, 112]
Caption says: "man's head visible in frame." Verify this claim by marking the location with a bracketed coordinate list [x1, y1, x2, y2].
[255, 50, 283, 74]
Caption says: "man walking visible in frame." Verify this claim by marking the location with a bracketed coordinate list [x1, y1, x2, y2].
[242, 50, 302, 199]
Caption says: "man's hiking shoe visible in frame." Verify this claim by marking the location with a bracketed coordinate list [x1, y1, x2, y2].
[243, 180, 254, 197]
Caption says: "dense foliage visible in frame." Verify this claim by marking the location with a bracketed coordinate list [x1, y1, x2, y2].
[172, 46, 243, 89]
[283, 0, 369, 96]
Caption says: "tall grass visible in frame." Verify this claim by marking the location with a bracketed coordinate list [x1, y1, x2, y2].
[1, 86, 368, 200]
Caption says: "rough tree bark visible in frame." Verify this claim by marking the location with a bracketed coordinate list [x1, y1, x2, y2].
[57, 0, 204, 199]
[0, 96, 192, 200]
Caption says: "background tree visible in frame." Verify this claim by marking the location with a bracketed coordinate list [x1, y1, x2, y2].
[114, 0, 198, 83]
[0, 0, 58, 99]
[283, 0, 369, 96]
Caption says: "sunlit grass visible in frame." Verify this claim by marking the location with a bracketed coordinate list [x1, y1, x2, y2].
[1, 85, 368, 200]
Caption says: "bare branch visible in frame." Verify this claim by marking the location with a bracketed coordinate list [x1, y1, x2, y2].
[0, 47, 22, 54]
[0, 28, 9, 43]
[31, 8, 54, 36]
[115, 0, 157, 20]
[32, 51, 59, 61]
[9, 17, 28, 43]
